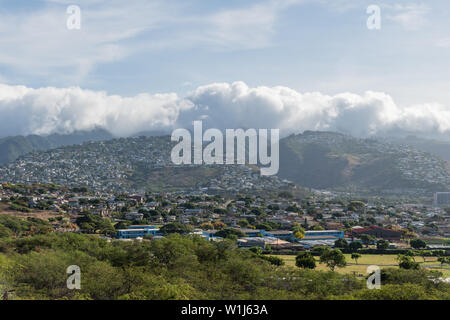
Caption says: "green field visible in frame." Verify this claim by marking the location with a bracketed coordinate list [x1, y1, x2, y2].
[271, 254, 450, 277]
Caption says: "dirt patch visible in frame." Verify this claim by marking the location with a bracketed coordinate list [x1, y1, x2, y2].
[0, 203, 61, 220]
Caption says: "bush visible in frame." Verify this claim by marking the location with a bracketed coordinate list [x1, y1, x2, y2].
[397, 255, 420, 270]
[261, 255, 284, 266]
[295, 252, 316, 269]
[410, 239, 427, 250]
[9, 203, 31, 213]
[311, 246, 330, 256]
[334, 238, 348, 248]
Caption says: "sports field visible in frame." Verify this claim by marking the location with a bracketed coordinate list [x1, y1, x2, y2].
[270, 254, 450, 277]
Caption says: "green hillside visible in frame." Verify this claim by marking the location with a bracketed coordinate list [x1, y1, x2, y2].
[0, 128, 113, 163]
[2, 130, 450, 196]
[278, 131, 450, 195]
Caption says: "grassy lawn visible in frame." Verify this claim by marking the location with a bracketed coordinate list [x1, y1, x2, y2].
[270, 254, 449, 277]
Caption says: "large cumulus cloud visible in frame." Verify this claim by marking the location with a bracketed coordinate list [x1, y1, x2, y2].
[0, 81, 449, 139]
[0, 84, 192, 137]
[182, 82, 448, 138]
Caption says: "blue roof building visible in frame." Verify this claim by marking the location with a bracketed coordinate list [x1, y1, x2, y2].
[117, 225, 160, 239]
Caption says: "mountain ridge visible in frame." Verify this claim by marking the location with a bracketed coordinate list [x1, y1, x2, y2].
[1, 130, 450, 196]
[0, 128, 113, 163]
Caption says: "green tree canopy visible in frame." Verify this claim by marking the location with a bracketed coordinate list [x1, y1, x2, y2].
[410, 239, 427, 250]
[376, 240, 389, 251]
[295, 252, 316, 269]
[351, 253, 362, 264]
[159, 222, 194, 235]
[334, 238, 348, 248]
[320, 248, 347, 271]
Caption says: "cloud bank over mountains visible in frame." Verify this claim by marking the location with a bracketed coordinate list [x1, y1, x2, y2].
[0, 81, 448, 139]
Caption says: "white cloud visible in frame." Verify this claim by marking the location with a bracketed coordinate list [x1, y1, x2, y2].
[198, 0, 303, 50]
[0, 1, 165, 82]
[0, 84, 192, 137]
[0, 81, 449, 139]
[181, 82, 405, 137]
[0, 0, 302, 83]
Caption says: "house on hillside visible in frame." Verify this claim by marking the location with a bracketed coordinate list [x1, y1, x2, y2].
[125, 211, 144, 221]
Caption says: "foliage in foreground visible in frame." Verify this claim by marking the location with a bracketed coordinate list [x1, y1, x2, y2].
[0, 233, 449, 300]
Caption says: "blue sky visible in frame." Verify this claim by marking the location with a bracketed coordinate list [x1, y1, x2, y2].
[0, 0, 448, 103]
[0, 0, 450, 138]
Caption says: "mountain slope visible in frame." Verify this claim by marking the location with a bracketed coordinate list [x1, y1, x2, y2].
[278, 131, 450, 195]
[1, 130, 449, 196]
[0, 128, 113, 163]
[386, 135, 450, 162]
[0, 135, 293, 194]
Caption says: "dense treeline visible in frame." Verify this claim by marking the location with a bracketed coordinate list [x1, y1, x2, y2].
[0, 231, 449, 300]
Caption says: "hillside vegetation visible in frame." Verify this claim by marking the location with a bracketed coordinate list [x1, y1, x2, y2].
[0, 231, 449, 300]
[278, 131, 450, 195]
[1, 130, 450, 196]
[0, 129, 113, 164]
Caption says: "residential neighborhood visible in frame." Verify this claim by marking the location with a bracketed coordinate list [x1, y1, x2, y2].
[1, 183, 448, 253]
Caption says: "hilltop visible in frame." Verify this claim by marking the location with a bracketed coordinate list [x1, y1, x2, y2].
[0, 128, 113, 164]
[386, 135, 450, 162]
[0, 135, 296, 195]
[1, 131, 450, 196]
[278, 131, 450, 196]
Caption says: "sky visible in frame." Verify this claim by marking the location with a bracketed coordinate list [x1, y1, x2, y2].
[0, 0, 449, 138]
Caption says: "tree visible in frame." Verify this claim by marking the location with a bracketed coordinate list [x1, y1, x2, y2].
[199, 222, 214, 230]
[249, 247, 263, 255]
[291, 223, 305, 240]
[437, 256, 450, 266]
[410, 239, 427, 250]
[75, 214, 115, 236]
[115, 221, 132, 230]
[347, 201, 366, 212]
[0, 225, 13, 238]
[348, 241, 362, 252]
[238, 219, 249, 228]
[159, 222, 193, 235]
[320, 248, 346, 271]
[212, 221, 226, 230]
[261, 255, 284, 266]
[351, 253, 362, 265]
[404, 249, 416, 262]
[215, 228, 246, 239]
[397, 255, 419, 270]
[286, 205, 301, 213]
[295, 252, 316, 269]
[334, 238, 348, 249]
[433, 250, 445, 257]
[213, 208, 227, 215]
[311, 246, 329, 256]
[418, 250, 431, 263]
[359, 234, 376, 247]
[376, 240, 389, 251]
[256, 223, 273, 231]
[250, 208, 264, 216]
